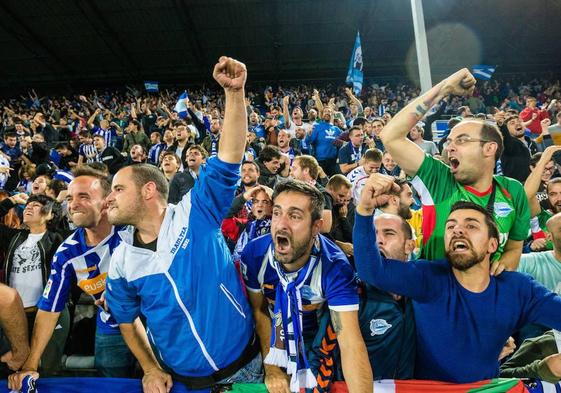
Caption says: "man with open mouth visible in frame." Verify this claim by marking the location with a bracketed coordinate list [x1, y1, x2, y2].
[380, 68, 529, 273]
[240, 180, 372, 393]
[354, 173, 561, 384]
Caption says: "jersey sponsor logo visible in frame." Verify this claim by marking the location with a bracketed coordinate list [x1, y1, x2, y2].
[78, 272, 107, 295]
[75, 265, 98, 274]
[370, 319, 392, 336]
[494, 202, 513, 218]
[42, 279, 53, 298]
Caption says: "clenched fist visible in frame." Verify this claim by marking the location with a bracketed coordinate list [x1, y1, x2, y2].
[213, 56, 247, 92]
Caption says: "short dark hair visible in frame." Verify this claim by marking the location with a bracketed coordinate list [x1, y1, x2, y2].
[449, 201, 499, 243]
[127, 164, 169, 201]
[55, 142, 70, 150]
[72, 165, 111, 196]
[46, 180, 67, 199]
[348, 126, 362, 137]
[363, 148, 383, 163]
[259, 145, 282, 163]
[4, 131, 17, 139]
[129, 119, 141, 129]
[242, 160, 260, 173]
[26, 194, 62, 232]
[352, 117, 367, 127]
[273, 180, 324, 222]
[479, 121, 504, 161]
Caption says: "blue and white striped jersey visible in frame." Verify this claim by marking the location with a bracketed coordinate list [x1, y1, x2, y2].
[38, 226, 125, 334]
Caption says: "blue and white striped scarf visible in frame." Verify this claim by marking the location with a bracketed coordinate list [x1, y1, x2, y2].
[264, 239, 320, 392]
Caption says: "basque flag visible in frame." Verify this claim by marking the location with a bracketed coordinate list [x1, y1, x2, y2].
[472, 65, 496, 80]
[345, 31, 364, 96]
[174, 91, 189, 119]
[144, 81, 159, 93]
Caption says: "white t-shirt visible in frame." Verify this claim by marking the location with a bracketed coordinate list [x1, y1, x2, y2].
[285, 119, 312, 138]
[10, 233, 45, 307]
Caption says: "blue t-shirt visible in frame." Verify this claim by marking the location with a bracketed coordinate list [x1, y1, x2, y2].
[305, 121, 341, 160]
[240, 234, 358, 339]
[0, 143, 22, 163]
[353, 213, 561, 383]
[249, 124, 266, 139]
[338, 142, 367, 165]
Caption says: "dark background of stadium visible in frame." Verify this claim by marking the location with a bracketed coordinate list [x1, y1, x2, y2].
[0, 0, 560, 94]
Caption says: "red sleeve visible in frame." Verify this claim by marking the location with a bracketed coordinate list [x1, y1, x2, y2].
[520, 107, 532, 121]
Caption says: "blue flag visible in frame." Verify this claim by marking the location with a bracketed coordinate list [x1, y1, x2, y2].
[144, 81, 159, 93]
[472, 65, 496, 80]
[174, 91, 189, 119]
[346, 32, 364, 96]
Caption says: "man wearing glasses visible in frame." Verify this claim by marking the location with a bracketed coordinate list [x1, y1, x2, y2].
[380, 69, 529, 272]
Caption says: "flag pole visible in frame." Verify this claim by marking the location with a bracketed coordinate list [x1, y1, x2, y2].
[410, 0, 432, 93]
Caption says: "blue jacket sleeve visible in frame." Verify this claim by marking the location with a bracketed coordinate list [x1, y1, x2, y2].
[105, 276, 140, 324]
[189, 156, 240, 230]
[353, 212, 441, 302]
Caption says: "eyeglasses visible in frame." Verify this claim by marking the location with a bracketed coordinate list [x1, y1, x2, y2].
[445, 135, 493, 146]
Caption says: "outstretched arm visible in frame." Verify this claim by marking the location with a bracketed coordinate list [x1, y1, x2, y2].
[213, 56, 248, 164]
[380, 69, 476, 176]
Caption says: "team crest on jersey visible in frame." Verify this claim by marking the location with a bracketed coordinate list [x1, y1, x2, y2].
[494, 202, 513, 218]
[370, 319, 392, 336]
[300, 285, 322, 303]
[43, 279, 53, 298]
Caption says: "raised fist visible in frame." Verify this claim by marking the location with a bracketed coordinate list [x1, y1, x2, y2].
[213, 56, 247, 92]
[441, 68, 476, 97]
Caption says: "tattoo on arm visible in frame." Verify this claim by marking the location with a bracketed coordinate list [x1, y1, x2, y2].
[414, 104, 429, 118]
[330, 310, 343, 334]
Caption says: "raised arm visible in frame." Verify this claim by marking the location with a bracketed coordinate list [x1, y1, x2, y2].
[282, 95, 291, 129]
[87, 109, 101, 129]
[213, 56, 248, 164]
[354, 174, 438, 300]
[524, 145, 561, 217]
[380, 69, 476, 176]
[345, 87, 364, 114]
